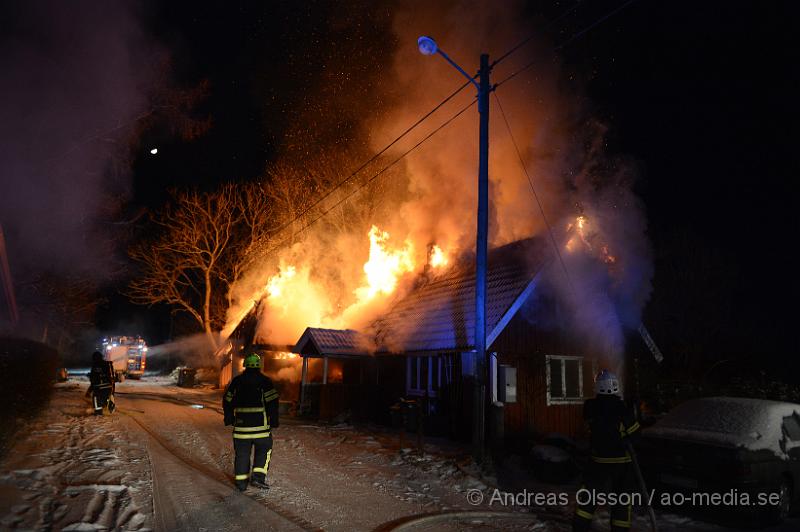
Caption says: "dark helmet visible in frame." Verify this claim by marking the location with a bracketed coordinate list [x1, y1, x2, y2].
[92, 351, 104, 364]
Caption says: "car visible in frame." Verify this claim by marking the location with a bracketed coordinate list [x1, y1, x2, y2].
[637, 397, 800, 524]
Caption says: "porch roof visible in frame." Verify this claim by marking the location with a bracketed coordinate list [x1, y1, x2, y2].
[293, 327, 370, 358]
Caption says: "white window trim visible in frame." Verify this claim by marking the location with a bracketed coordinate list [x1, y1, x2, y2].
[546, 355, 584, 405]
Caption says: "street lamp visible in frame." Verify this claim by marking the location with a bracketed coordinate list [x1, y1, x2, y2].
[418, 35, 491, 463]
[417, 36, 480, 91]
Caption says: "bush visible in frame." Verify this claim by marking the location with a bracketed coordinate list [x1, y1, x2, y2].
[0, 337, 60, 456]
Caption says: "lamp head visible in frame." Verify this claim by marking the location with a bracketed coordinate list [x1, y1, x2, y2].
[417, 36, 438, 56]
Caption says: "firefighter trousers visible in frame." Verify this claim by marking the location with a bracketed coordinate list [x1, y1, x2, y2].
[234, 436, 272, 483]
[573, 460, 636, 531]
[92, 388, 112, 415]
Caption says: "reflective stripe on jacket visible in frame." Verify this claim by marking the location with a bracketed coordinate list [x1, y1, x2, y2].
[223, 367, 280, 439]
[89, 361, 115, 392]
[584, 395, 640, 463]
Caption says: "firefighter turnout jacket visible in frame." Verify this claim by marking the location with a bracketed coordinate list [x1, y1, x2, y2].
[584, 394, 640, 463]
[223, 368, 280, 440]
[89, 360, 115, 394]
[574, 394, 642, 532]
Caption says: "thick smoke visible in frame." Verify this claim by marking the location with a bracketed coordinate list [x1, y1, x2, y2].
[368, 0, 569, 251]
[227, 0, 652, 360]
[0, 2, 156, 279]
[371, 0, 652, 361]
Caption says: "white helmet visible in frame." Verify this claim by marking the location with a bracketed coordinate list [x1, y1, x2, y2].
[595, 369, 620, 395]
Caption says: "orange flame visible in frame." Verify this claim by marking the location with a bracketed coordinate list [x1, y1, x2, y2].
[565, 215, 617, 266]
[266, 265, 298, 315]
[224, 225, 448, 344]
[355, 225, 415, 301]
[430, 244, 448, 268]
[266, 265, 296, 298]
[565, 215, 591, 252]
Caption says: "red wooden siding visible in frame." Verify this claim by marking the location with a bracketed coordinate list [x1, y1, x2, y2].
[492, 312, 598, 439]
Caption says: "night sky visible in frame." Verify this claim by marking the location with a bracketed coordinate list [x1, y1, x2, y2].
[3, 1, 796, 373]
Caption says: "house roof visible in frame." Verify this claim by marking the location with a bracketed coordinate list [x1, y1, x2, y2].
[293, 327, 369, 357]
[293, 237, 550, 357]
[372, 237, 548, 354]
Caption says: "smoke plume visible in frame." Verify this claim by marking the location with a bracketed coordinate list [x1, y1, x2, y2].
[226, 0, 652, 359]
[0, 2, 157, 279]
[147, 334, 220, 368]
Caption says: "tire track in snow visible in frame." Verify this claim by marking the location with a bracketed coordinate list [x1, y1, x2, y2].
[118, 402, 323, 532]
[114, 390, 225, 414]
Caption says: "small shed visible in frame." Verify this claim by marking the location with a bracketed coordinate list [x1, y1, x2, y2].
[293, 327, 404, 422]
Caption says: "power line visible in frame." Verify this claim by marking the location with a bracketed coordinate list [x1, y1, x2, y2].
[264, 99, 477, 254]
[555, 0, 639, 51]
[256, 0, 640, 258]
[266, 80, 474, 239]
[492, 91, 576, 296]
[263, 0, 616, 243]
[490, 0, 641, 294]
[490, 0, 584, 68]
[494, 0, 641, 89]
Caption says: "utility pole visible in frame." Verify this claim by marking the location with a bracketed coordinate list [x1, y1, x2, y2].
[417, 37, 491, 463]
[473, 53, 490, 463]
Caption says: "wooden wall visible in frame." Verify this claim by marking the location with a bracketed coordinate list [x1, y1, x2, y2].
[219, 360, 232, 389]
[491, 312, 597, 440]
[313, 356, 406, 424]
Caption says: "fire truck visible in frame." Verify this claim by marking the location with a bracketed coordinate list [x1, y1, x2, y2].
[100, 336, 147, 381]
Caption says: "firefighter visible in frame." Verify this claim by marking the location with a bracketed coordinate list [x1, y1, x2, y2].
[573, 369, 641, 532]
[88, 351, 116, 415]
[222, 353, 280, 491]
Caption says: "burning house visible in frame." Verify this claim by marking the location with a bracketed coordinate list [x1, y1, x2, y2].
[211, 1, 654, 443]
[219, 233, 620, 442]
[291, 236, 608, 441]
[216, 305, 303, 404]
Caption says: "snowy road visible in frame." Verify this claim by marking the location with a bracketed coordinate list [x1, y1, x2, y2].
[115, 391, 307, 531]
[2, 378, 800, 531]
[0, 379, 555, 531]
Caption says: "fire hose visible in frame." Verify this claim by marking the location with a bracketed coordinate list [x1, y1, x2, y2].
[625, 440, 659, 532]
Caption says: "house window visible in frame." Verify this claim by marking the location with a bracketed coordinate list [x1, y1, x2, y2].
[407, 355, 449, 396]
[546, 355, 584, 405]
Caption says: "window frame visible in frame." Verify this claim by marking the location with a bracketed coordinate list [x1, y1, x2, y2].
[545, 354, 585, 405]
[406, 355, 447, 397]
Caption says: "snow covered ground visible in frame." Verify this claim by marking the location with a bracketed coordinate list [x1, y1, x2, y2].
[0, 381, 153, 530]
[1, 376, 798, 531]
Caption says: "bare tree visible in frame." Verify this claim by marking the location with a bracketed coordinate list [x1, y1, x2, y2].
[127, 147, 409, 349]
[217, 181, 274, 308]
[261, 148, 407, 244]
[128, 186, 242, 350]
[262, 159, 325, 242]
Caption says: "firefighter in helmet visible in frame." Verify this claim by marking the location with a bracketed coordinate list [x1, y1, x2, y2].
[573, 369, 640, 532]
[88, 351, 116, 415]
[223, 353, 280, 491]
